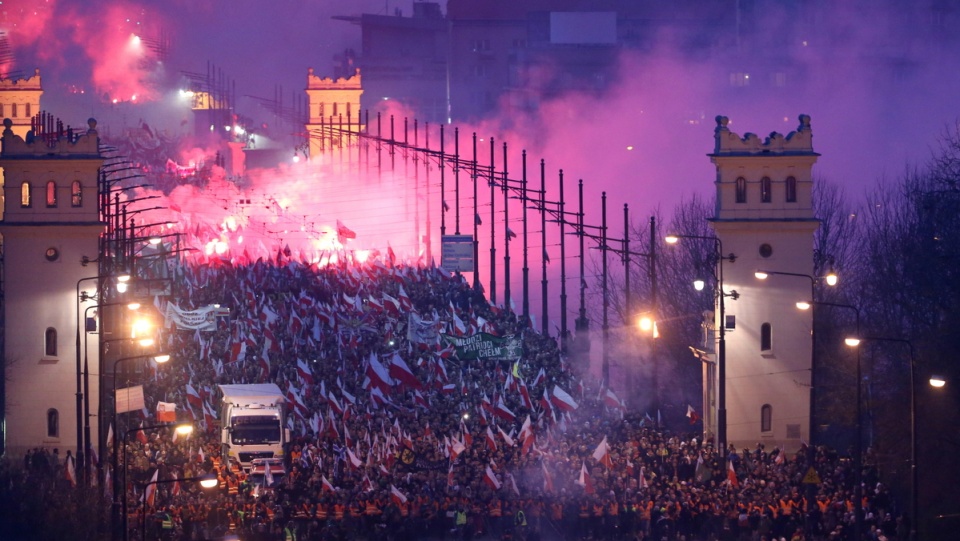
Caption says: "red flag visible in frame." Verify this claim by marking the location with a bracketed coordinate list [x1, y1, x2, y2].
[388, 353, 422, 389]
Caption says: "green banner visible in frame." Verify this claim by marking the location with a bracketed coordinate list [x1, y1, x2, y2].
[442, 333, 523, 361]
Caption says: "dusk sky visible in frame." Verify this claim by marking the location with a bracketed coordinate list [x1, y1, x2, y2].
[3, 0, 959, 268]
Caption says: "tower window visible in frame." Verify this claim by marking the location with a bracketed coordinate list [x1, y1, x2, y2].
[47, 409, 59, 438]
[761, 404, 772, 432]
[785, 176, 797, 202]
[11, 103, 17, 117]
[71, 181, 83, 207]
[761, 177, 772, 203]
[761, 322, 772, 352]
[20, 181, 32, 207]
[735, 177, 747, 203]
[332, 102, 338, 117]
[25, 103, 31, 118]
[46, 181, 57, 207]
[45, 327, 58, 357]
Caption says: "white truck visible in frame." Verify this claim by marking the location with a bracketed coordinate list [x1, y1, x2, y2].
[218, 384, 290, 472]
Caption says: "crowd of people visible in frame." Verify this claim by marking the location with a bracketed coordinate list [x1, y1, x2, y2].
[66, 254, 908, 540]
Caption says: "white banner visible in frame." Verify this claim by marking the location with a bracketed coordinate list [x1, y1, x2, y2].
[164, 303, 226, 331]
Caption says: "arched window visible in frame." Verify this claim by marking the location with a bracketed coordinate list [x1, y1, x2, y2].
[25, 103, 31, 118]
[47, 409, 59, 438]
[45, 327, 57, 357]
[11, 103, 17, 117]
[46, 181, 57, 207]
[760, 322, 772, 352]
[20, 181, 32, 208]
[735, 177, 747, 203]
[761, 404, 772, 432]
[760, 177, 772, 203]
[71, 181, 83, 207]
[785, 176, 797, 202]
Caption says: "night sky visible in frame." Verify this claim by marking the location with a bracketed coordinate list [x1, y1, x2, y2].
[3, 0, 959, 263]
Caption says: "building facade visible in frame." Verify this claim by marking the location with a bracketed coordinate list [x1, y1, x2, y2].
[0, 116, 104, 459]
[707, 114, 819, 452]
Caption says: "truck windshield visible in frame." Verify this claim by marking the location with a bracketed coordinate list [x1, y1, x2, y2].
[231, 416, 281, 445]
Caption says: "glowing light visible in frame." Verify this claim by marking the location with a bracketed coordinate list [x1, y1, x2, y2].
[112, 98, 119, 104]
[293, 155, 300, 163]
[796, 301, 812, 310]
[626, 146, 634, 151]
[755, 271, 768, 280]
[930, 376, 946, 388]
[693, 279, 705, 291]
[214, 240, 228, 255]
[355, 250, 370, 263]
[131, 95, 137, 102]
[130, 34, 141, 46]
[844, 337, 861, 347]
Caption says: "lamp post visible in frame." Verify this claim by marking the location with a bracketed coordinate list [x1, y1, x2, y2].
[138, 472, 217, 541]
[803, 300, 861, 541]
[75, 276, 102, 486]
[755, 269, 838, 446]
[666, 233, 736, 455]
[848, 337, 942, 541]
[111, 353, 170, 541]
[122, 423, 192, 541]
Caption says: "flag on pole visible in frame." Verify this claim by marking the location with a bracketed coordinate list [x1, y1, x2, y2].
[265, 460, 275, 486]
[592, 436, 613, 468]
[727, 459, 739, 487]
[550, 385, 579, 411]
[390, 484, 408, 505]
[576, 463, 594, 494]
[484, 465, 501, 490]
[686, 404, 700, 425]
[144, 469, 159, 507]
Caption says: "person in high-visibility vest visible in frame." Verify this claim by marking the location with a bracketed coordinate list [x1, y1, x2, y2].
[284, 521, 297, 541]
[455, 506, 468, 540]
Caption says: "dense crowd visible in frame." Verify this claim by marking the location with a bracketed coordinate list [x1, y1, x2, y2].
[60, 255, 910, 540]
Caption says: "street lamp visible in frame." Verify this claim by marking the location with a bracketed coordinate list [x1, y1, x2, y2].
[846, 337, 943, 541]
[110, 352, 170, 539]
[665, 233, 736, 455]
[800, 300, 862, 541]
[754, 269, 838, 446]
[138, 472, 217, 541]
[122, 423, 192, 541]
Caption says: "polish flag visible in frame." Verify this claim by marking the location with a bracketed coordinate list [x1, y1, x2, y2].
[576, 463, 594, 494]
[186, 383, 203, 409]
[727, 459, 739, 487]
[498, 425, 515, 447]
[592, 436, 613, 469]
[136, 421, 148, 444]
[532, 367, 546, 388]
[389, 353, 422, 389]
[347, 448, 363, 470]
[603, 388, 624, 410]
[686, 404, 700, 425]
[321, 475, 337, 492]
[484, 465, 501, 490]
[494, 398, 516, 423]
[297, 359, 314, 386]
[144, 469, 159, 506]
[390, 485, 408, 505]
[65, 454, 77, 487]
[550, 385, 579, 412]
[485, 426, 498, 452]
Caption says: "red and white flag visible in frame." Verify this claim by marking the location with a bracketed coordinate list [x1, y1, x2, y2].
[592, 436, 613, 468]
[603, 388, 624, 410]
[727, 459, 739, 487]
[389, 352, 422, 389]
[686, 404, 700, 425]
[485, 426, 498, 452]
[347, 448, 363, 470]
[484, 465, 501, 490]
[390, 484, 408, 505]
[65, 455, 77, 487]
[550, 385, 579, 412]
[576, 463, 594, 494]
[144, 469, 159, 507]
[498, 425, 515, 447]
[321, 475, 337, 492]
[494, 398, 516, 423]
[297, 359, 315, 386]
